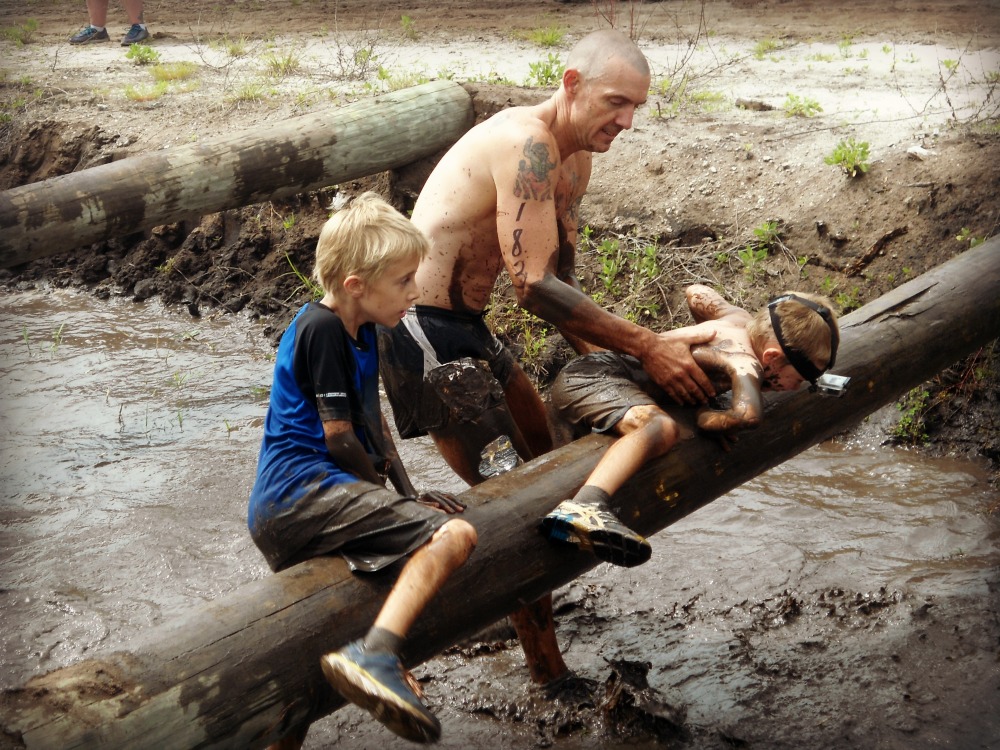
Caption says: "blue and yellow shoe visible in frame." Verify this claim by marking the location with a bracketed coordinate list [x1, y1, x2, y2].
[540, 499, 652, 568]
[321, 640, 441, 743]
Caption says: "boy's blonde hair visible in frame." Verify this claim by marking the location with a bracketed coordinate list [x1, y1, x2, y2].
[747, 291, 839, 372]
[312, 192, 428, 294]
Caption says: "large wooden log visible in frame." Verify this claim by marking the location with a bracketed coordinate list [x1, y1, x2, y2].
[0, 80, 474, 269]
[1, 241, 997, 749]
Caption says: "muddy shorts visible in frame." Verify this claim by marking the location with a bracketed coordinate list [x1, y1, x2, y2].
[251, 479, 450, 574]
[379, 306, 518, 439]
[550, 351, 667, 436]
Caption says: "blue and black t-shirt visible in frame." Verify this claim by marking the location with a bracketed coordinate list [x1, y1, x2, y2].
[248, 302, 383, 530]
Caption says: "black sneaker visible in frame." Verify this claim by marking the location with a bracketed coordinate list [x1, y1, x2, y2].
[321, 640, 441, 743]
[121, 24, 149, 46]
[540, 499, 652, 568]
[69, 25, 110, 44]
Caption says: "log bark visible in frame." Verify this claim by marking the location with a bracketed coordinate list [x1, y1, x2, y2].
[0, 80, 474, 269]
[1, 240, 997, 749]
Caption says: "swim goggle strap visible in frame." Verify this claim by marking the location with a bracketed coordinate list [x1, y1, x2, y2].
[767, 294, 839, 385]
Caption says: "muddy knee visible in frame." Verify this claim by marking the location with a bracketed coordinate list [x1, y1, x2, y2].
[433, 518, 478, 559]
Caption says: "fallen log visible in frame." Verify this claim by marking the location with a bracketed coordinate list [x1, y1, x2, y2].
[1, 240, 997, 749]
[0, 80, 474, 269]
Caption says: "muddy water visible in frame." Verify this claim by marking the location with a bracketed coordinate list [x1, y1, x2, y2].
[1, 289, 998, 748]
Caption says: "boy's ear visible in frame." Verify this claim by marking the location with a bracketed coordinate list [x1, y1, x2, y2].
[760, 345, 784, 367]
[342, 274, 365, 298]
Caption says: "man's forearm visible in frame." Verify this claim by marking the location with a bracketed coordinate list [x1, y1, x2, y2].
[520, 273, 655, 359]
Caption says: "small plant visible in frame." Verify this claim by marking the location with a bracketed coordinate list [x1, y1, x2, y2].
[171, 370, 190, 389]
[824, 137, 870, 177]
[891, 387, 931, 444]
[941, 58, 959, 74]
[229, 81, 267, 105]
[796, 255, 810, 279]
[834, 286, 862, 312]
[400, 14, 418, 41]
[282, 213, 296, 230]
[955, 227, 985, 248]
[737, 244, 768, 281]
[782, 93, 822, 118]
[22, 325, 32, 355]
[284, 251, 323, 300]
[596, 237, 624, 294]
[150, 61, 198, 82]
[214, 35, 249, 58]
[525, 53, 564, 88]
[2, 18, 39, 45]
[125, 43, 160, 66]
[262, 49, 301, 79]
[837, 34, 854, 59]
[124, 81, 168, 101]
[752, 219, 782, 250]
[50, 323, 65, 352]
[525, 25, 566, 47]
[882, 44, 893, 54]
[752, 37, 781, 60]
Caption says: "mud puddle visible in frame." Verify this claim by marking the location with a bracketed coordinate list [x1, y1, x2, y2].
[0, 288, 997, 749]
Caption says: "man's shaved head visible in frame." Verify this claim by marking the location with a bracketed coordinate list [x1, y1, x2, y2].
[566, 29, 650, 80]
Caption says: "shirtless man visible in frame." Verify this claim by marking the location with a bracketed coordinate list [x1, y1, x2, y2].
[378, 29, 715, 687]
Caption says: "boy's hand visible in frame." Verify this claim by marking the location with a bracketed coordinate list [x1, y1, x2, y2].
[414, 490, 466, 514]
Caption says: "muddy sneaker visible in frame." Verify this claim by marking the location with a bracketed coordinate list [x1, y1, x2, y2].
[321, 640, 441, 743]
[69, 25, 110, 44]
[121, 24, 149, 46]
[540, 499, 652, 568]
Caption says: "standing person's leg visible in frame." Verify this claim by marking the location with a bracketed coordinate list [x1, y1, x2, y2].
[427, 363, 569, 686]
[119, 0, 149, 45]
[86, 0, 109, 27]
[122, 0, 144, 25]
[322, 519, 477, 742]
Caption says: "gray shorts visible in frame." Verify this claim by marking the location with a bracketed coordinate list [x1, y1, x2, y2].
[549, 352, 666, 435]
[251, 480, 450, 574]
[379, 306, 518, 439]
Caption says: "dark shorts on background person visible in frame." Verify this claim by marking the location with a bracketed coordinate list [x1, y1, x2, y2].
[379, 305, 518, 439]
[251, 480, 450, 574]
[549, 351, 667, 435]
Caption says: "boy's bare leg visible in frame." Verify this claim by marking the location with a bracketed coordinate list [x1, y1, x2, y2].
[373, 519, 477, 637]
[320, 520, 477, 743]
[584, 405, 680, 494]
[540, 405, 677, 568]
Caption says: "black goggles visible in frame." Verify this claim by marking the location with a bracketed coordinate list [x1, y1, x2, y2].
[767, 294, 839, 385]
